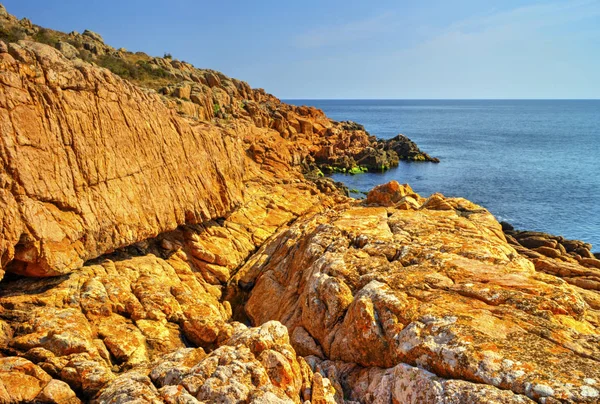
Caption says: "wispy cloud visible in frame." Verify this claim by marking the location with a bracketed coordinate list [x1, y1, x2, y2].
[381, 0, 600, 98]
[294, 12, 397, 49]
[444, 0, 600, 38]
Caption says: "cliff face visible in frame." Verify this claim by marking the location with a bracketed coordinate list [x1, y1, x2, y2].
[0, 40, 249, 278]
[1, 4, 600, 404]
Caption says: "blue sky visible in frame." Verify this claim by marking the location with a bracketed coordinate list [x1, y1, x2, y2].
[3, 0, 600, 98]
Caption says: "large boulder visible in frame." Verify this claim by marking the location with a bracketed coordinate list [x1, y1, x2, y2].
[56, 41, 79, 59]
[238, 190, 600, 402]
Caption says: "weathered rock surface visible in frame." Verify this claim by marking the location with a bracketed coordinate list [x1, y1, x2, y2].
[504, 227, 600, 317]
[0, 24, 433, 281]
[1, 4, 599, 403]
[380, 134, 440, 163]
[0, 39, 250, 278]
[93, 321, 339, 404]
[239, 183, 600, 402]
[0, 357, 80, 403]
[307, 357, 534, 403]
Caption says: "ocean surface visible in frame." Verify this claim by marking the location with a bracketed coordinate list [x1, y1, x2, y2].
[285, 100, 600, 250]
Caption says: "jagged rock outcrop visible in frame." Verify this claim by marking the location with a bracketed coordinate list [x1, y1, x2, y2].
[0, 357, 80, 403]
[503, 226, 600, 315]
[236, 183, 600, 403]
[0, 39, 249, 279]
[380, 134, 440, 163]
[94, 321, 313, 403]
[1, 4, 599, 403]
[0, 12, 436, 280]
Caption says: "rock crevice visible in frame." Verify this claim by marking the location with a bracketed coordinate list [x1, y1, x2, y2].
[1, 5, 600, 403]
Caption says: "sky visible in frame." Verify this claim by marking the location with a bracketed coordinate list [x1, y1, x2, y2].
[3, 0, 600, 99]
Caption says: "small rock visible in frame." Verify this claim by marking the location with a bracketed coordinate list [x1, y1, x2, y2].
[161, 239, 175, 250]
[535, 246, 562, 259]
[291, 326, 325, 359]
[366, 181, 418, 207]
[36, 379, 81, 404]
[420, 193, 454, 210]
[579, 257, 600, 269]
[0, 4, 9, 19]
[532, 384, 554, 397]
[580, 385, 599, 398]
[82, 29, 104, 43]
[56, 41, 79, 59]
[518, 236, 557, 249]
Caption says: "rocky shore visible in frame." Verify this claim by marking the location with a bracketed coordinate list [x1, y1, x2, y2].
[1, 4, 599, 403]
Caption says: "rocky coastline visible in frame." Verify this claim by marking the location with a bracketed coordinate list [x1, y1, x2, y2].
[1, 4, 600, 403]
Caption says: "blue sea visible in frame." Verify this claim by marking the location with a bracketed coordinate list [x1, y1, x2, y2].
[286, 100, 600, 250]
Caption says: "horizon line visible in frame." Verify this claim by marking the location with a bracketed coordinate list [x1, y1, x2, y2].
[281, 98, 600, 101]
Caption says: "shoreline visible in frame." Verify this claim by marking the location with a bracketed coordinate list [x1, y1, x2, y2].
[2, 4, 600, 403]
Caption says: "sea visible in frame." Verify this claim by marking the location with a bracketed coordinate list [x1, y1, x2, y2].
[285, 100, 600, 251]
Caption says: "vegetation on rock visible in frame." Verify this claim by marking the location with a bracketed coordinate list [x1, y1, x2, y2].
[2, 3, 599, 403]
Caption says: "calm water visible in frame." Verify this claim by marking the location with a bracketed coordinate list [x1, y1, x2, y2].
[286, 100, 600, 250]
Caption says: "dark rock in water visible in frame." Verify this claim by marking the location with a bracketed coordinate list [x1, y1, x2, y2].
[500, 221, 514, 232]
[356, 146, 399, 171]
[380, 134, 440, 163]
[518, 236, 557, 249]
[594, 252, 600, 260]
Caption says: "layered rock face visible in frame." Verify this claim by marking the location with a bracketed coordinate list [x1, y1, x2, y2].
[0, 39, 248, 278]
[1, 4, 600, 403]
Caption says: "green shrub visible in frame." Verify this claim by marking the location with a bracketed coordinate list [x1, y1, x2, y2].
[95, 55, 170, 82]
[0, 26, 26, 43]
[213, 103, 221, 115]
[32, 28, 61, 46]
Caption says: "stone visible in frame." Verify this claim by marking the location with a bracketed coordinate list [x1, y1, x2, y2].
[119, 322, 306, 403]
[0, 357, 79, 403]
[36, 379, 81, 404]
[241, 191, 600, 402]
[291, 327, 325, 359]
[366, 181, 417, 206]
[92, 371, 162, 403]
[310, 372, 337, 404]
[0, 4, 9, 19]
[82, 29, 104, 43]
[0, 40, 246, 278]
[381, 134, 440, 162]
[518, 236, 557, 249]
[2, 10, 600, 404]
[535, 245, 562, 258]
[308, 359, 533, 403]
[56, 41, 79, 59]
[420, 193, 454, 210]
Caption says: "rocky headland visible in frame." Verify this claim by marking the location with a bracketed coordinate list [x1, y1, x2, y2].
[0, 4, 599, 403]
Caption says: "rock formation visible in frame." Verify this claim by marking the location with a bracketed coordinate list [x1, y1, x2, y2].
[0, 4, 599, 403]
[380, 134, 440, 163]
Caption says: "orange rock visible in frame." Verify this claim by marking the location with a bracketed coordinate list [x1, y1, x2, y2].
[2, 7, 600, 403]
[366, 181, 417, 207]
[241, 196, 600, 402]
